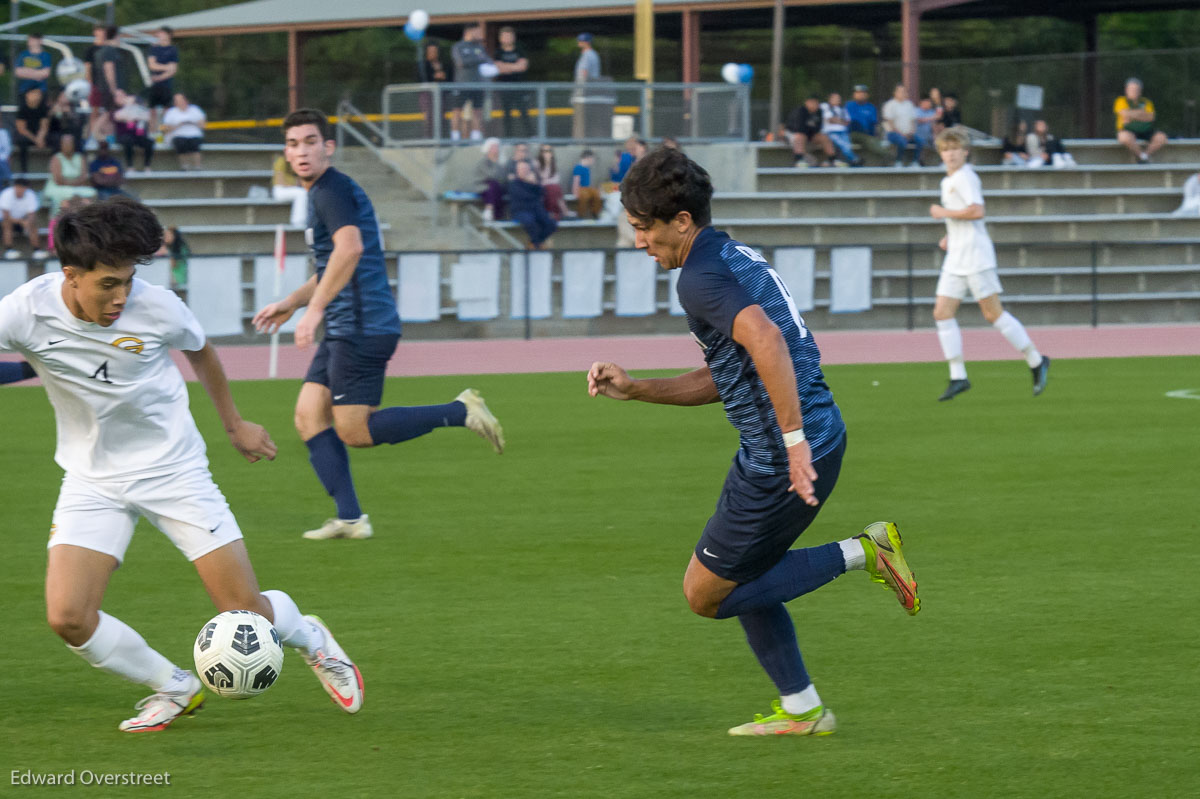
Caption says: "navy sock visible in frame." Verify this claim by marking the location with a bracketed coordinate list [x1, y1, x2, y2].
[714, 542, 846, 620]
[366, 401, 467, 445]
[738, 603, 810, 696]
[304, 428, 362, 519]
[0, 361, 36, 384]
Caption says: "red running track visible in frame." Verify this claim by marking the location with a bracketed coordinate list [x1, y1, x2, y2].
[194, 324, 1200, 380]
[4, 325, 1197, 381]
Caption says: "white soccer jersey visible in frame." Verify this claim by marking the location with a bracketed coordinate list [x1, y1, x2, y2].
[939, 164, 997, 276]
[0, 272, 209, 481]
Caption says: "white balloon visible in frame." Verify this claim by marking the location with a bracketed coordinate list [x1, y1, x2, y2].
[409, 9, 429, 32]
[721, 62, 740, 84]
[479, 62, 499, 79]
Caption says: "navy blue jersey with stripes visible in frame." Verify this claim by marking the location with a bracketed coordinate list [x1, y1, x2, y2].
[307, 167, 401, 338]
[676, 227, 844, 475]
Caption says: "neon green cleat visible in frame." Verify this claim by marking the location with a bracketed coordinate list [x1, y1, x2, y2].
[858, 521, 920, 615]
[727, 701, 837, 737]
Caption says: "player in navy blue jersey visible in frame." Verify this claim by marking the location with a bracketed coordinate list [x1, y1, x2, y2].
[588, 148, 920, 737]
[253, 109, 504, 540]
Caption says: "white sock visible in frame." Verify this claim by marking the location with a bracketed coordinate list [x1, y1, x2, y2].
[838, 537, 866, 571]
[68, 611, 177, 691]
[262, 589, 319, 656]
[936, 318, 968, 380]
[993, 311, 1042, 368]
[781, 684, 822, 715]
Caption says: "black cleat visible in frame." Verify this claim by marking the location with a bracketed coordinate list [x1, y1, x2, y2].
[1031, 356, 1050, 396]
[938, 379, 971, 402]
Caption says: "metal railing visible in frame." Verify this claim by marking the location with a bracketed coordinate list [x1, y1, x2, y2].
[379, 81, 751, 146]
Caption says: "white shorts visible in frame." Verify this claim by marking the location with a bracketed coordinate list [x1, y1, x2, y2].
[936, 268, 1003, 302]
[49, 466, 243, 564]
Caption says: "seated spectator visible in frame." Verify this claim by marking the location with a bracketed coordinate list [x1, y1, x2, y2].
[941, 93, 962, 129]
[571, 149, 602, 219]
[609, 137, 646, 184]
[820, 92, 861, 166]
[14, 86, 49, 174]
[661, 136, 681, 151]
[88, 141, 126, 199]
[914, 97, 939, 165]
[112, 89, 154, 172]
[881, 84, 921, 167]
[1025, 119, 1075, 168]
[473, 136, 506, 221]
[1, 178, 48, 259]
[536, 144, 571, 219]
[0, 114, 11, 188]
[508, 159, 557, 250]
[1114, 77, 1168, 164]
[785, 95, 835, 167]
[47, 91, 85, 153]
[272, 151, 308, 227]
[927, 86, 945, 134]
[1002, 121, 1031, 167]
[506, 141, 531, 182]
[41, 133, 96, 214]
[845, 84, 891, 163]
[1171, 171, 1200, 217]
[161, 92, 206, 170]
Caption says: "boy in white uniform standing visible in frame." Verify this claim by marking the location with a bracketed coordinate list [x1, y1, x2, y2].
[929, 127, 1049, 401]
[0, 197, 364, 731]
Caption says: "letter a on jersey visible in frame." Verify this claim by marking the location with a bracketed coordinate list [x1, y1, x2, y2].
[90, 360, 113, 384]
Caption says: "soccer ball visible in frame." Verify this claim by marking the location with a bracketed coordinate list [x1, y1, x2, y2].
[64, 78, 90, 105]
[56, 56, 86, 84]
[193, 610, 285, 699]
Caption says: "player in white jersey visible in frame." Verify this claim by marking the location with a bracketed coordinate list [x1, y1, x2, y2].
[0, 197, 364, 731]
[930, 127, 1050, 401]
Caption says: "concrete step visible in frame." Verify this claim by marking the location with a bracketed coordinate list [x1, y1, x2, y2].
[706, 188, 1185, 219]
[756, 164, 1200, 193]
[13, 143, 282, 175]
[487, 213, 1200, 249]
[754, 138, 1200, 169]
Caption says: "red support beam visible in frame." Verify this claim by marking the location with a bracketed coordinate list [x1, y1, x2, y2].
[903, 0, 978, 100]
[681, 8, 700, 84]
[287, 28, 304, 112]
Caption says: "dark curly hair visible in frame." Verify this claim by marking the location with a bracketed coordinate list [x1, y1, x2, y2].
[54, 196, 162, 270]
[619, 148, 713, 227]
[283, 108, 331, 142]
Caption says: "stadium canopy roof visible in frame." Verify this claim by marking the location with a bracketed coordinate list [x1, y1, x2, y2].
[132, 0, 1199, 129]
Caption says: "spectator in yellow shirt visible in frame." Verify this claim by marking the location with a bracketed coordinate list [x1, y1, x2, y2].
[1114, 77, 1168, 164]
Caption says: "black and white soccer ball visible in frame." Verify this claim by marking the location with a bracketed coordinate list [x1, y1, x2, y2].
[56, 57, 86, 84]
[193, 610, 284, 699]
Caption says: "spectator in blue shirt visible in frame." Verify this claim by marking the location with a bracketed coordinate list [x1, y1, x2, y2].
[15, 33, 51, 97]
[845, 84, 891, 163]
[572, 149, 602, 219]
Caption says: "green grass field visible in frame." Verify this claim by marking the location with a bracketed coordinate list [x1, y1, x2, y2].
[2, 356, 1198, 798]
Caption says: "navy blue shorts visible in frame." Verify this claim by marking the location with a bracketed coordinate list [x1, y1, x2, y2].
[303, 334, 399, 407]
[695, 433, 846, 584]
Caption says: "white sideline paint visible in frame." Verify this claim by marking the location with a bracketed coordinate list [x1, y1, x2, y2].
[1165, 389, 1200, 400]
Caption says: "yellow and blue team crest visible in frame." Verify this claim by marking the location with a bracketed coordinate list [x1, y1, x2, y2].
[111, 337, 145, 354]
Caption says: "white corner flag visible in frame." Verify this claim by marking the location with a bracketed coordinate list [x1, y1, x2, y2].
[268, 224, 286, 378]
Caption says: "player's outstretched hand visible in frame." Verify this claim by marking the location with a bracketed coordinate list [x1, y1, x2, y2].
[229, 420, 277, 463]
[785, 439, 819, 506]
[930, 203, 947, 219]
[588, 361, 635, 401]
[252, 301, 295, 335]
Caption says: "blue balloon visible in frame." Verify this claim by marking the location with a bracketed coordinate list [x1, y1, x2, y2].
[738, 64, 754, 84]
[404, 21, 424, 41]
